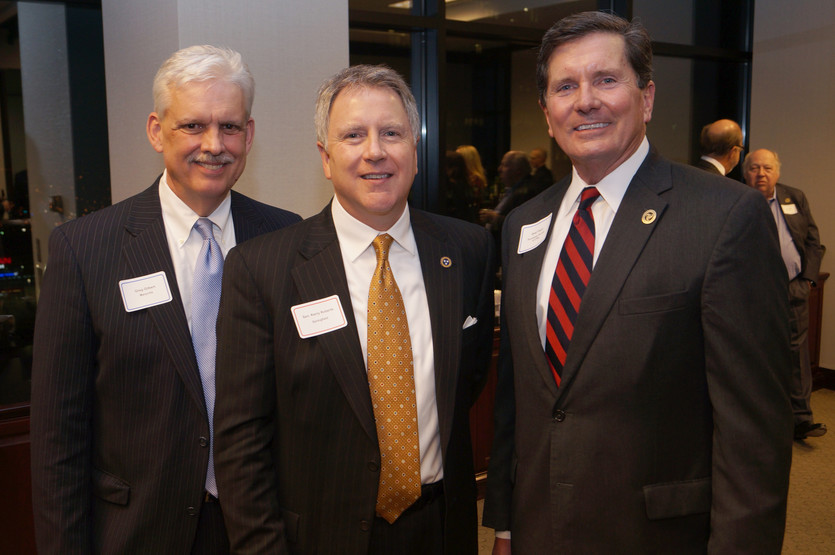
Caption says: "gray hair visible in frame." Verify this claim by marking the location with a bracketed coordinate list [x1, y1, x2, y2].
[152, 45, 254, 118]
[315, 64, 420, 150]
[742, 149, 781, 173]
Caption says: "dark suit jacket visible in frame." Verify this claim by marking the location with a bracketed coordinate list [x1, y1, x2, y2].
[483, 149, 793, 553]
[775, 183, 825, 283]
[30, 179, 300, 554]
[694, 157, 723, 175]
[214, 204, 495, 554]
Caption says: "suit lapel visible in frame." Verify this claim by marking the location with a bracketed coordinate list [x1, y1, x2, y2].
[290, 208, 377, 442]
[556, 151, 671, 397]
[512, 179, 569, 398]
[410, 209, 462, 453]
[122, 181, 206, 415]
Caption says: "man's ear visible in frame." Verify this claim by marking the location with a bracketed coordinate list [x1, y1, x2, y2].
[245, 117, 255, 154]
[147, 113, 164, 153]
[317, 141, 332, 180]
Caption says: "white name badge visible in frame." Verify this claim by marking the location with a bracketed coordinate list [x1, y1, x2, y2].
[517, 213, 553, 254]
[781, 203, 798, 215]
[291, 295, 348, 339]
[119, 271, 173, 312]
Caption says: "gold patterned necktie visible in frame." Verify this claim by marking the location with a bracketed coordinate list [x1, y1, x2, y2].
[367, 233, 421, 523]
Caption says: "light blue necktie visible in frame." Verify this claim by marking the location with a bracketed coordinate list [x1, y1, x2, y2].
[192, 218, 223, 497]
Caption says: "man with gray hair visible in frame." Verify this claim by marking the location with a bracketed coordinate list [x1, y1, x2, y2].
[743, 148, 826, 440]
[30, 45, 300, 554]
[214, 64, 495, 554]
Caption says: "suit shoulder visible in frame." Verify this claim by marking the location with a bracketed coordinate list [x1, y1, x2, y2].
[413, 208, 492, 244]
[230, 190, 302, 227]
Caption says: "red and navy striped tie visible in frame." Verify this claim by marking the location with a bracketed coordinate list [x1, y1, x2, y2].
[545, 186, 600, 386]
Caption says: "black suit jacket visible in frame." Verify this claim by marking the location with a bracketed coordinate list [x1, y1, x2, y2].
[775, 183, 825, 282]
[483, 148, 793, 553]
[694, 157, 723, 175]
[214, 204, 495, 554]
[30, 179, 300, 554]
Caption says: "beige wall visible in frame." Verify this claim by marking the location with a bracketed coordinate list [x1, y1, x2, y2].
[750, 1, 835, 368]
[101, 0, 348, 219]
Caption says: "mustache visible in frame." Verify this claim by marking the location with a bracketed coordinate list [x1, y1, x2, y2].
[189, 153, 235, 165]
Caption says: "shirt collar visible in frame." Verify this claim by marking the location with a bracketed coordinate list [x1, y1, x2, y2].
[331, 196, 415, 263]
[562, 136, 650, 217]
[700, 155, 726, 175]
[159, 169, 233, 247]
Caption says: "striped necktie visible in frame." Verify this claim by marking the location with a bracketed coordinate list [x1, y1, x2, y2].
[545, 187, 600, 386]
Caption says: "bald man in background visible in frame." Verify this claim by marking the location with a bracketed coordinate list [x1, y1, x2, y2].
[694, 119, 744, 176]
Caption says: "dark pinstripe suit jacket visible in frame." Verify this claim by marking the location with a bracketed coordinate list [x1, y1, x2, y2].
[29, 179, 300, 554]
[483, 149, 793, 553]
[214, 204, 496, 554]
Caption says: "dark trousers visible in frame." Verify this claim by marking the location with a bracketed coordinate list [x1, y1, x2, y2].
[788, 278, 814, 424]
[369, 482, 445, 555]
[190, 494, 230, 555]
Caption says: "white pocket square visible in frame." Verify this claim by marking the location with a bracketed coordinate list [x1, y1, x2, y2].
[462, 315, 478, 329]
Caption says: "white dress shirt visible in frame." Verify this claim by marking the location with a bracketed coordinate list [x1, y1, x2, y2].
[535, 137, 650, 348]
[158, 169, 236, 333]
[331, 198, 444, 484]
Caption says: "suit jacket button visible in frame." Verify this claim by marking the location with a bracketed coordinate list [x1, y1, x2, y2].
[368, 461, 379, 472]
[553, 409, 566, 422]
[360, 519, 371, 531]
[187, 506, 198, 517]
[199, 436, 209, 447]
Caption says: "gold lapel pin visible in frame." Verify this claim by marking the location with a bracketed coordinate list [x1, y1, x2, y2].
[440, 256, 452, 268]
[641, 209, 657, 225]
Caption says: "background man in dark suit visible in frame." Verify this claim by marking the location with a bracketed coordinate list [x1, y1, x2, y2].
[29, 45, 300, 554]
[483, 12, 792, 554]
[213, 65, 495, 554]
[694, 118, 744, 176]
[743, 148, 827, 440]
[479, 151, 545, 234]
[529, 147, 554, 190]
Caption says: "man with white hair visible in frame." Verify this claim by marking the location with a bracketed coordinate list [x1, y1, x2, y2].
[30, 45, 300, 554]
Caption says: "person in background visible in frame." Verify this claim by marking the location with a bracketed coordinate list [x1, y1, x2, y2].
[483, 11, 792, 554]
[456, 144, 488, 206]
[529, 147, 553, 190]
[213, 64, 495, 554]
[743, 148, 827, 440]
[694, 118, 744, 176]
[30, 45, 300, 554]
[443, 150, 478, 222]
[479, 150, 543, 234]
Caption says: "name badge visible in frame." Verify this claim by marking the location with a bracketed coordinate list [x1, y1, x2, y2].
[119, 271, 173, 312]
[781, 203, 798, 215]
[517, 213, 553, 254]
[291, 295, 348, 338]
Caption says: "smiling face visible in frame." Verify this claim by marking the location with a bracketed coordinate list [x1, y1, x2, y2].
[318, 85, 418, 230]
[541, 32, 654, 184]
[147, 79, 254, 216]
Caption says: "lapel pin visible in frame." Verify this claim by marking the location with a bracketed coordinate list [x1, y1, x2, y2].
[641, 209, 657, 225]
[784, 198, 791, 203]
[440, 256, 452, 268]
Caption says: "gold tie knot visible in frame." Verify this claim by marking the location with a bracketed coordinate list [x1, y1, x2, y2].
[372, 233, 395, 262]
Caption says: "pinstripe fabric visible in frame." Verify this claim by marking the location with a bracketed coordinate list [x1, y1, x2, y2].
[30, 179, 300, 554]
[214, 203, 496, 554]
